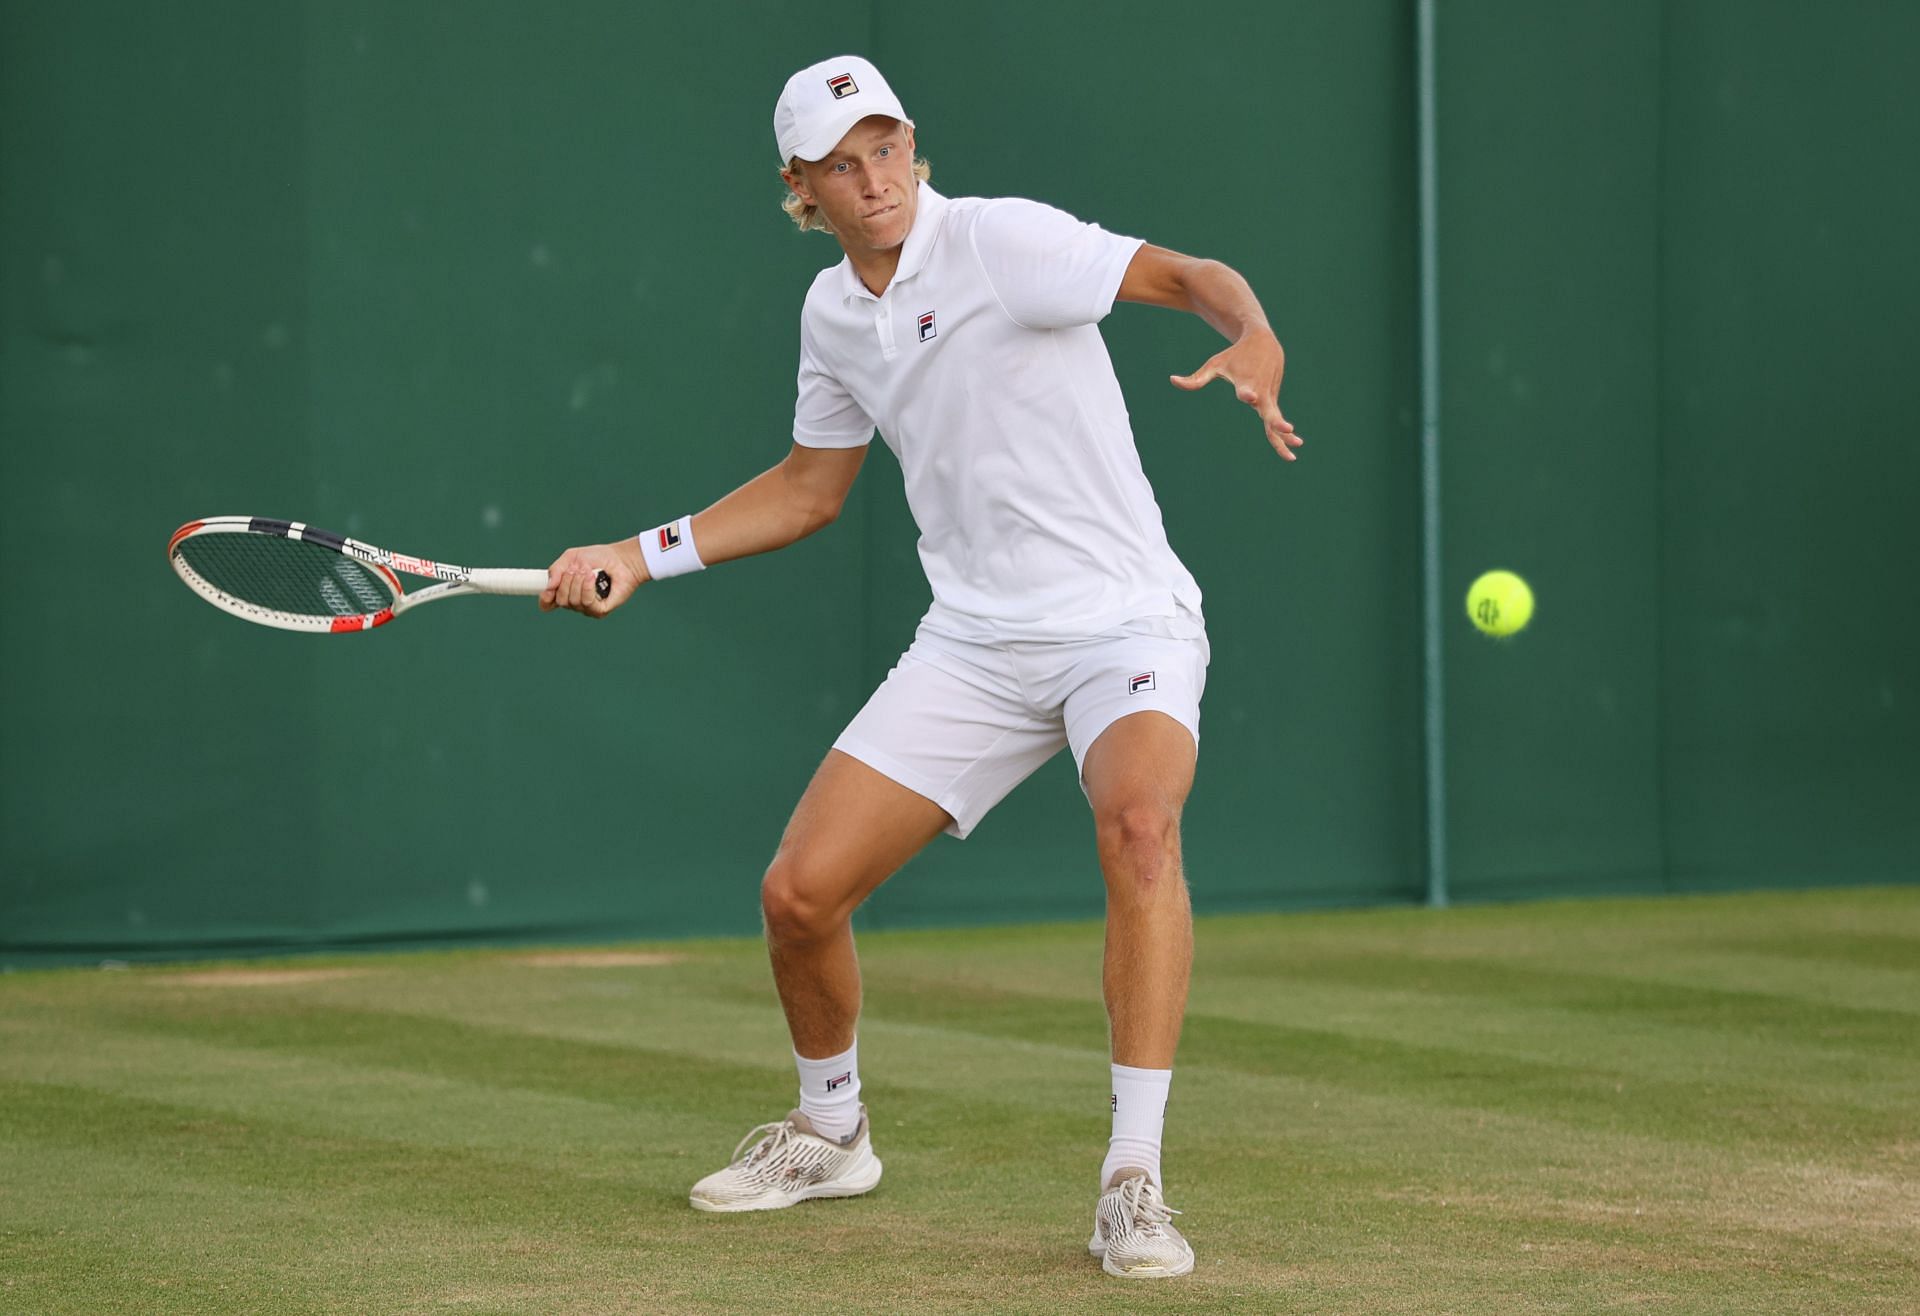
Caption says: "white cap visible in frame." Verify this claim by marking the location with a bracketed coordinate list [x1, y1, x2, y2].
[774, 55, 910, 164]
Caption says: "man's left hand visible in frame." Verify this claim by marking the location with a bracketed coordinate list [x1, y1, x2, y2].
[1170, 329, 1302, 460]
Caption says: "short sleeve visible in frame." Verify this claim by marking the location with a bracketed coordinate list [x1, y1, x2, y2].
[792, 313, 874, 449]
[969, 198, 1146, 331]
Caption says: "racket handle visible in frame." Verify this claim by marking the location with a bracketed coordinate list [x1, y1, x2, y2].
[466, 568, 556, 596]
[467, 568, 613, 600]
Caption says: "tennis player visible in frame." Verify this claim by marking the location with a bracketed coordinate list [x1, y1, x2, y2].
[543, 55, 1298, 1279]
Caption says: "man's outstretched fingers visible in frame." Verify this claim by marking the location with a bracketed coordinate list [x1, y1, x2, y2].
[1169, 361, 1223, 391]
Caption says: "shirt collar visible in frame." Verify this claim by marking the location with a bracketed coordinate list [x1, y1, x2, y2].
[837, 182, 949, 303]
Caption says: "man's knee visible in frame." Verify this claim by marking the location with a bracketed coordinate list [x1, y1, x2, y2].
[761, 850, 849, 945]
[1095, 801, 1182, 888]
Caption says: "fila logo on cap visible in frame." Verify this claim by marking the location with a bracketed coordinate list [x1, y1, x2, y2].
[658, 524, 682, 551]
[827, 72, 858, 99]
[918, 310, 937, 342]
[1128, 671, 1156, 694]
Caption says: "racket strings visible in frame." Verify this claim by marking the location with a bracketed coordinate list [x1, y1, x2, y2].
[175, 533, 397, 619]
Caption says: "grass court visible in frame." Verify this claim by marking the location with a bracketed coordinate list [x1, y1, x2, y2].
[3, 886, 1915, 1313]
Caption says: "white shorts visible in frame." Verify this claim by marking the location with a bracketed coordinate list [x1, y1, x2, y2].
[833, 614, 1210, 839]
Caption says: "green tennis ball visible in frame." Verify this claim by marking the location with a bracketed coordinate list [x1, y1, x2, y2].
[1467, 570, 1534, 637]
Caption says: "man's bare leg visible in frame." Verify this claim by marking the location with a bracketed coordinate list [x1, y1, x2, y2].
[689, 750, 950, 1213]
[761, 748, 953, 1057]
[1081, 710, 1199, 1278]
[1081, 712, 1197, 1069]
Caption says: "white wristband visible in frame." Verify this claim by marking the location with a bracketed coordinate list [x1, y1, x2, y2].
[638, 515, 705, 581]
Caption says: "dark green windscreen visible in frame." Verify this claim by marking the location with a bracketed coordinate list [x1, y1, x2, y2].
[1656, 2, 1920, 890]
[2, 1, 1913, 965]
[1437, 1, 1668, 900]
[1437, 0, 1920, 903]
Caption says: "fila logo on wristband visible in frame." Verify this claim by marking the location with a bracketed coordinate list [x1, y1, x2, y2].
[1128, 671, 1156, 694]
[638, 515, 704, 580]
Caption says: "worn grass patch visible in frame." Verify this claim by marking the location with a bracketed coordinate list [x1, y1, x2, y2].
[2, 887, 1916, 1314]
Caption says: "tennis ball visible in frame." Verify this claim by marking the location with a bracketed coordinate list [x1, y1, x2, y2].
[1466, 570, 1534, 637]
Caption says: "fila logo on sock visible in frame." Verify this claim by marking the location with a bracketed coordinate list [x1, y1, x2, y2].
[658, 524, 682, 552]
[827, 72, 858, 99]
[1128, 671, 1156, 695]
[826, 1071, 852, 1091]
[1110, 1093, 1118, 1112]
[918, 310, 937, 342]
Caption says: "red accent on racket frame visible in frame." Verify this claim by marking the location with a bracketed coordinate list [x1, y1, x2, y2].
[329, 608, 393, 633]
[166, 521, 206, 556]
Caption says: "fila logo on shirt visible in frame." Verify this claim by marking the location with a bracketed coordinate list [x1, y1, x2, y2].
[657, 524, 683, 552]
[826, 1071, 853, 1091]
[1128, 671, 1156, 695]
[918, 310, 937, 342]
[827, 72, 858, 99]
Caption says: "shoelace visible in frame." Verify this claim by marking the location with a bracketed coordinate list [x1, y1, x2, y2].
[729, 1120, 841, 1185]
[1114, 1176, 1182, 1232]
[730, 1121, 795, 1167]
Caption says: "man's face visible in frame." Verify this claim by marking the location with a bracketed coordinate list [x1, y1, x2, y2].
[785, 116, 918, 255]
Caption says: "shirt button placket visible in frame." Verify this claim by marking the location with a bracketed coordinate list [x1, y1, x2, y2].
[875, 292, 897, 361]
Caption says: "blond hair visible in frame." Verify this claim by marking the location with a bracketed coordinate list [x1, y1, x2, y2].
[781, 154, 932, 235]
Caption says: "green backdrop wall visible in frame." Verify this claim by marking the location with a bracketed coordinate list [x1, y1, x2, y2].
[2, 1, 1913, 966]
[1439, 0, 1920, 902]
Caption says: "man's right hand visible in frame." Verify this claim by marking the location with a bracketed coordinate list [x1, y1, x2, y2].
[541, 538, 647, 618]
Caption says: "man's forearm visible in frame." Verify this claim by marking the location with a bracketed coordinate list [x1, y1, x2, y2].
[1178, 259, 1275, 346]
[603, 447, 861, 588]
[678, 465, 824, 568]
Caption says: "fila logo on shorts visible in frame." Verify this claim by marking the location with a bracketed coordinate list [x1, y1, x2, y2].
[918, 310, 937, 341]
[827, 72, 858, 99]
[826, 1071, 853, 1091]
[658, 524, 683, 552]
[1128, 671, 1156, 695]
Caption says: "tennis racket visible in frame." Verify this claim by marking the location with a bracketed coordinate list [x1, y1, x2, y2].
[168, 515, 608, 633]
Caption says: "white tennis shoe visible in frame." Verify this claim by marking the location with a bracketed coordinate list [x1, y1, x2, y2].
[688, 1106, 882, 1213]
[1089, 1168, 1195, 1278]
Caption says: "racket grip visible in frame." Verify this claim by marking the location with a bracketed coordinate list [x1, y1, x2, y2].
[466, 568, 612, 600]
[466, 568, 555, 596]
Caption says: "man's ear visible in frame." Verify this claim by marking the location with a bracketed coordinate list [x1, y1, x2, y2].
[782, 163, 814, 207]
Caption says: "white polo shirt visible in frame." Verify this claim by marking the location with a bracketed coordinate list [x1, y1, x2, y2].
[792, 183, 1203, 643]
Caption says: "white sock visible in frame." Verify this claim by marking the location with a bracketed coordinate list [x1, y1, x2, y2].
[794, 1040, 861, 1143]
[1100, 1063, 1171, 1190]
